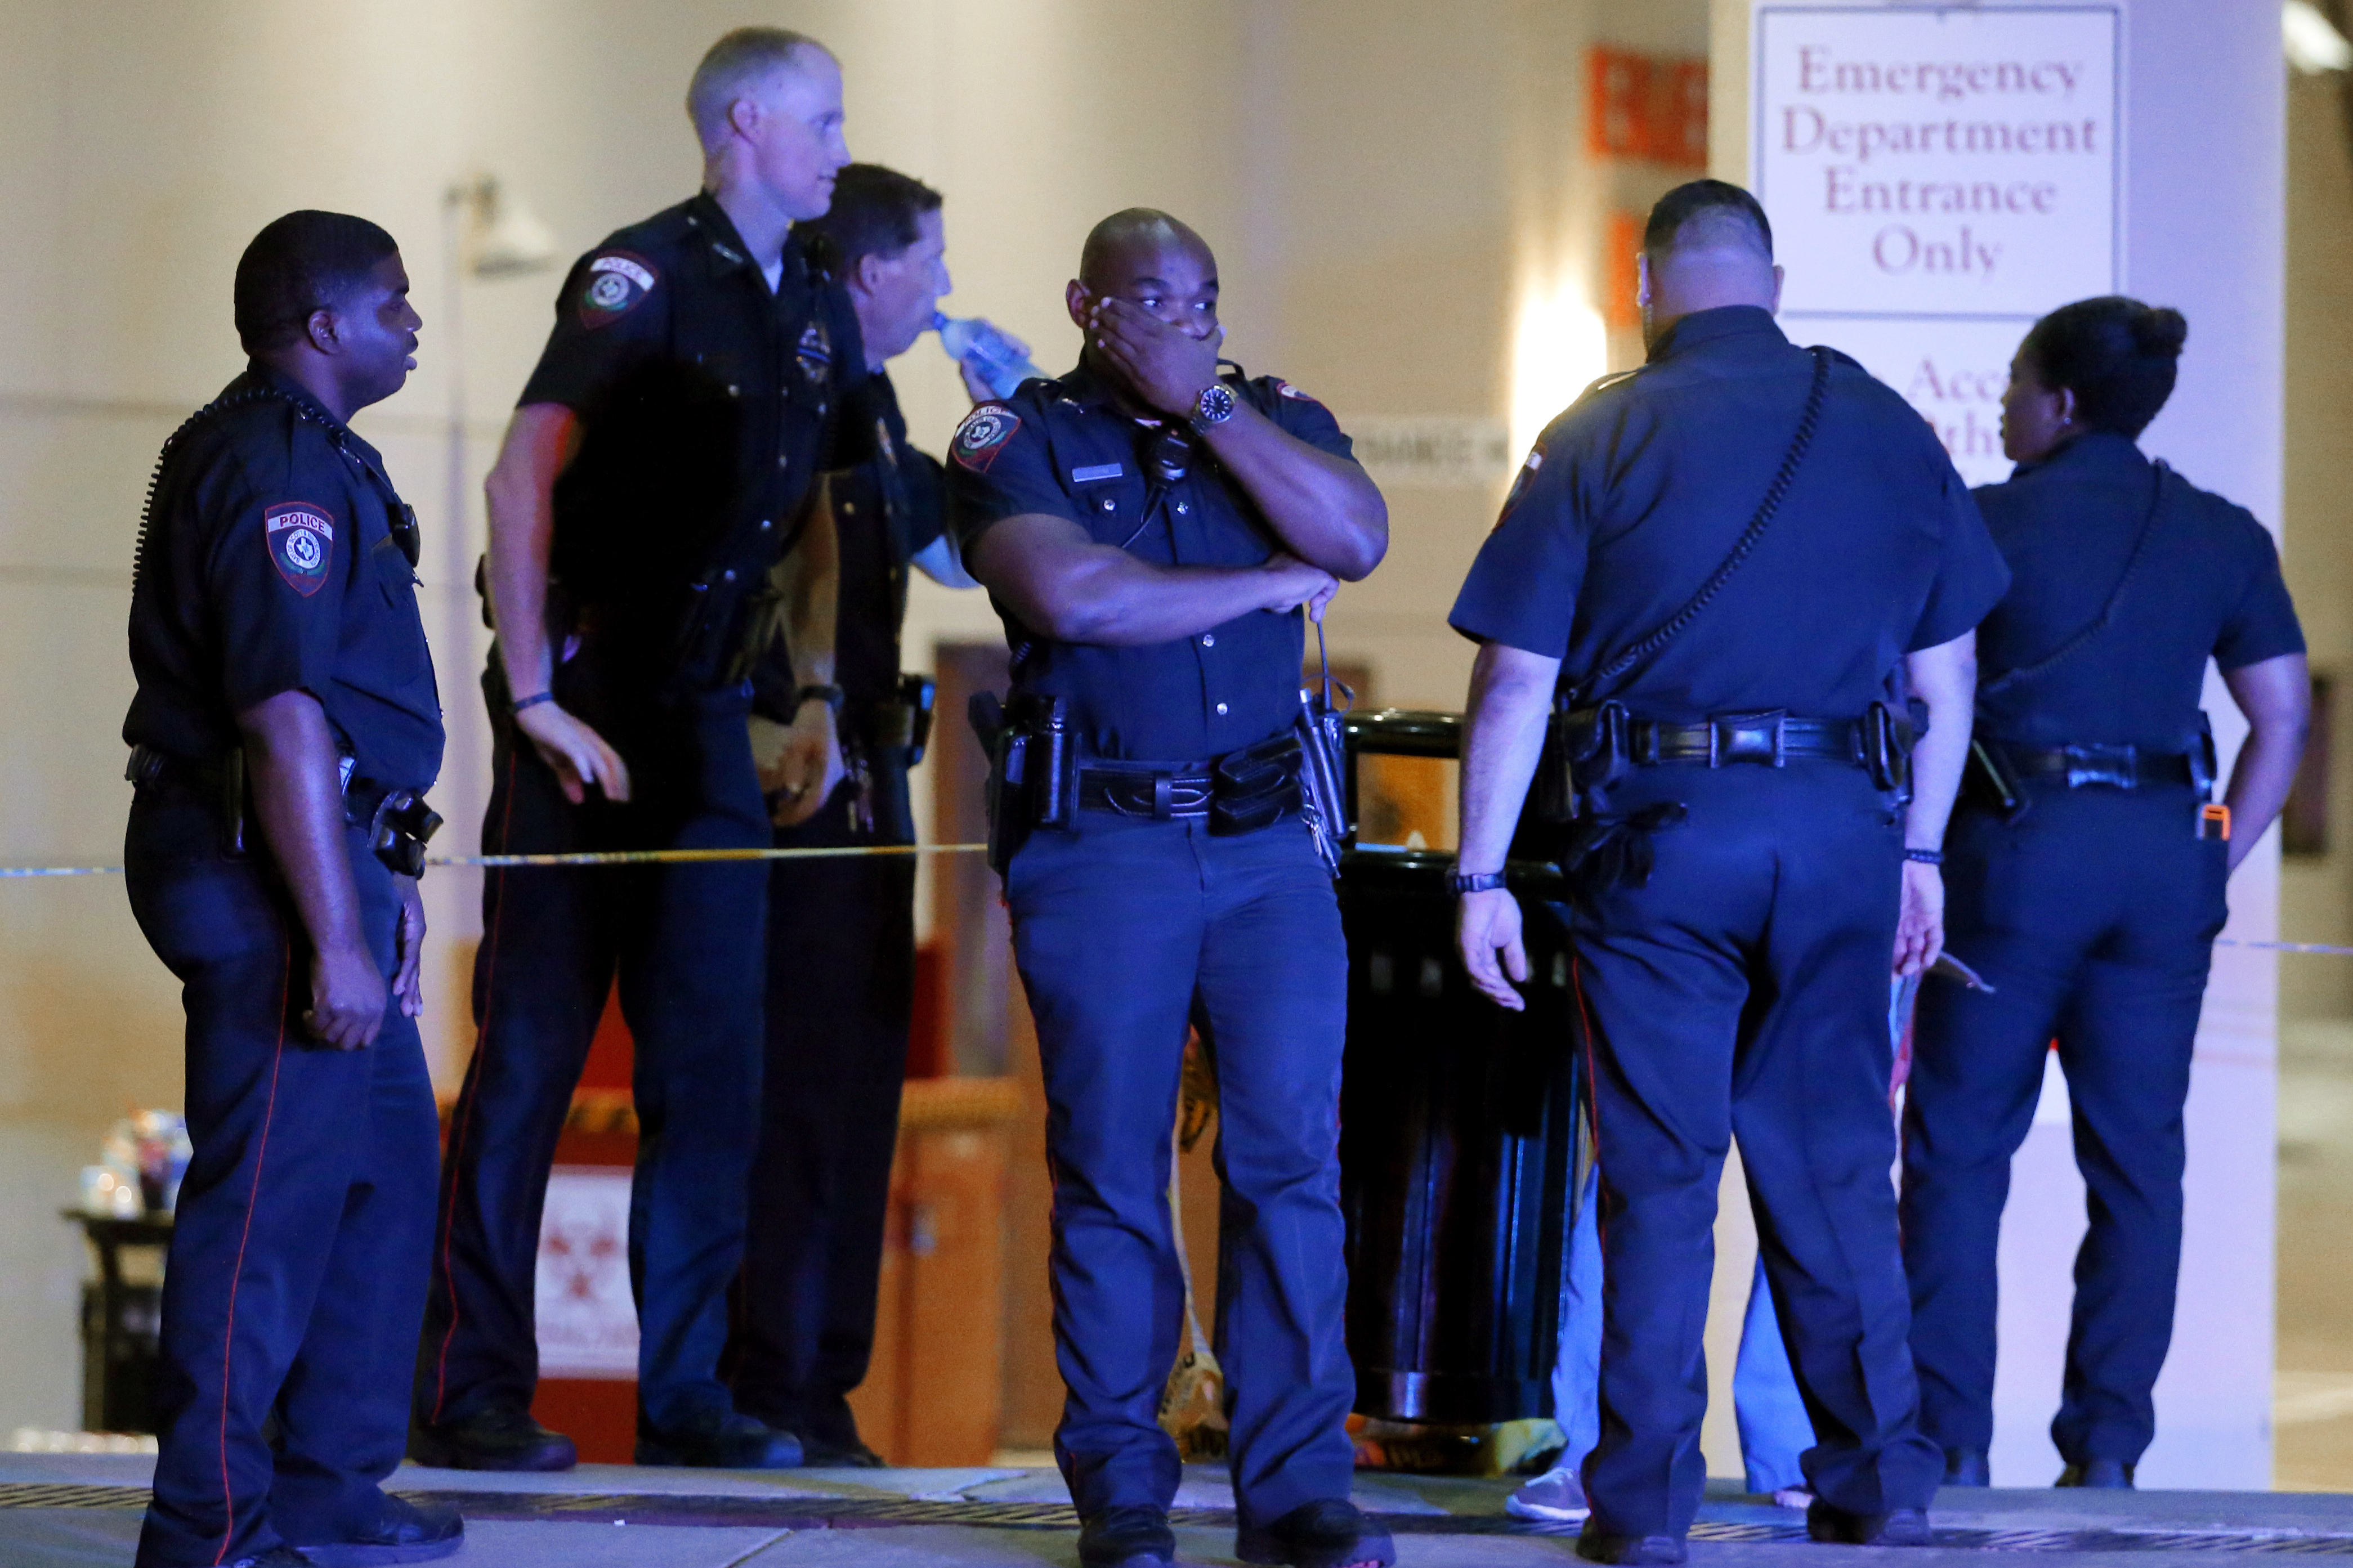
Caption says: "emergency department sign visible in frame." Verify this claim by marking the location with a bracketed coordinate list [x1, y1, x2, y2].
[535, 1167, 637, 1378]
[1755, 5, 2121, 483]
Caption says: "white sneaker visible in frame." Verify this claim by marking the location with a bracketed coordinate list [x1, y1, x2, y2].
[1507, 1466, 1591, 1522]
[1771, 1486, 1816, 1511]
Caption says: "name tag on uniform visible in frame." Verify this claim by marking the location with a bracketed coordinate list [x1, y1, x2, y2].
[1071, 463, 1124, 484]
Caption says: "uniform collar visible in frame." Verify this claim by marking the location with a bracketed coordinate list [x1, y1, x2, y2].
[685, 190, 803, 289]
[1054, 359, 1162, 424]
[2010, 428, 2145, 482]
[1645, 304, 1787, 363]
[239, 362, 383, 466]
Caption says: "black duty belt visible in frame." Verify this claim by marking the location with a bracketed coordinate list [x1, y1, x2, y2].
[1079, 764, 1215, 820]
[1625, 713, 1872, 768]
[2007, 743, 2195, 791]
[128, 743, 442, 873]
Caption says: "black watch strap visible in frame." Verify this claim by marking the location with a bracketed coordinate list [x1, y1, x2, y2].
[1904, 848, 1944, 866]
[794, 683, 845, 713]
[1449, 870, 1508, 895]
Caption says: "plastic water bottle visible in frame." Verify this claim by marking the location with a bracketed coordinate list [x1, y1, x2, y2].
[935, 313, 1043, 400]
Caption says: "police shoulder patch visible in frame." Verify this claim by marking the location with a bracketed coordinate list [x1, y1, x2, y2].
[578, 251, 659, 328]
[951, 404, 1022, 473]
[1273, 378, 1323, 406]
[263, 501, 336, 595]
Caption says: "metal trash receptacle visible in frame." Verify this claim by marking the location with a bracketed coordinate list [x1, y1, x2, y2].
[1336, 709, 1578, 1425]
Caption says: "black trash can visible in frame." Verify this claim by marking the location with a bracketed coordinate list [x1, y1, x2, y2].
[1336, 709, 1578, 1426]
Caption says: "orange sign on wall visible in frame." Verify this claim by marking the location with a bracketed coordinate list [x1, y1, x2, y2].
[1587, 48, 1709, 170]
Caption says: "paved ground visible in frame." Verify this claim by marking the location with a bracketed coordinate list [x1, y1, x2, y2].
[7, 1453, 2353, 1567]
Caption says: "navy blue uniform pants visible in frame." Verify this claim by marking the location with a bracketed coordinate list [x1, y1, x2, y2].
[421, 673, 770, 1436]
[1008, 812, 1355, 1526]
[726, 765, 915, 1448]
[1568, 765, 1941, 1539]
[1902, 785, 2225, 1467]
[128, 782, 437, 1567]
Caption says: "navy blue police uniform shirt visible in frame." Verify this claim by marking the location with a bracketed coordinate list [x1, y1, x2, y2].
[517, 191, 869, 691]
[750, 369, 945, 722]
[124, 365, 445, 792]
[947, 361, 1357, 763]
[1451, 306, 2010, 719]
[1970, 430, 2303, 752]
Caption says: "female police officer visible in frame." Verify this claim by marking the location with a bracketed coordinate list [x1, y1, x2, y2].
[1900, 297, 2309, 1490]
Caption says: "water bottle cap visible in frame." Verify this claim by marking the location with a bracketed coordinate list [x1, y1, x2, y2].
[931, 312, 951, 331]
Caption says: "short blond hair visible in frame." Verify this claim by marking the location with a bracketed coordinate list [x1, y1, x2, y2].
[687, 27, 831, 147]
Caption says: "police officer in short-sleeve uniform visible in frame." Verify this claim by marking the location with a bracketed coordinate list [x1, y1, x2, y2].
[124, 212, 458, 1567]
[1451, 182, 2010, 1562]
[950, 209, 1393, 1568]
[1901, 298, 2308, 1490]
[416, 30, 867, 1471]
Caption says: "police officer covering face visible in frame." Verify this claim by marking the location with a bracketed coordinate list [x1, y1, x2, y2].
[723, 163, 988, 1467]
[124, 212, 460, 1567]
[1451, 181, 2010, 1563]
[950, 209, 1392, 1568]
[1900, 299, 2308, 1490]
[414, 27, 864, 1471]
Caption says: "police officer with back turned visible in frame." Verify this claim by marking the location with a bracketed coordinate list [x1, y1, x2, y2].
[1901, 298, 2308, 1490]
[1452, 180, 2010, 1563]
[951, 209, 1391, 1568]
[414, 27, 863, 1471]
[125, 211, 460, 1567]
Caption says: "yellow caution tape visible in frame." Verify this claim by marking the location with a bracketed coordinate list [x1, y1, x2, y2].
[0, 843, 987, 878]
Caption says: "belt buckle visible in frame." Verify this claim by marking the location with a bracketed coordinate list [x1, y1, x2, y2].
[2064, 743, 2136, 790]
[1711, 711, 1786, 768]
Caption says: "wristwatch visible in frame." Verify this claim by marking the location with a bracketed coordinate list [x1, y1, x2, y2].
[793, 683, 844, 714]
[1189, 382, 1237, 432]
[1448, 870, 1508, 896]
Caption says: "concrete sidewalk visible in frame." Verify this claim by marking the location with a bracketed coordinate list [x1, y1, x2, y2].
[6, 1453, 2353, 1566]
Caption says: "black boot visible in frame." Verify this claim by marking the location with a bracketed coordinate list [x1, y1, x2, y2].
[1237, 1499, 1396, 1568]
[1806, 1500, 1934, 1546]
[408, 1405, 577, 1472]
[2056, 1460, 2135, 1489]
[1943, 1448, 1990, 1487]
[287, 1495, 465, 1565]
[1574, 1525, 1688, 1565]
[1079, 1505, 1176, 1568]
[634, 1409, 804, 1468]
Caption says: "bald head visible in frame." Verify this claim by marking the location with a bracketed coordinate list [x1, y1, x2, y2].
[1638, 180, 1782, 345]
[1079, 208, 1214, 293]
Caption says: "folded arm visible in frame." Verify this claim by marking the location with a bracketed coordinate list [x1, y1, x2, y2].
[966, 512, 1337, 646]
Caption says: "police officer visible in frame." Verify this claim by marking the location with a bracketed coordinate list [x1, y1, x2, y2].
[1900, 299, 2308, 1490]
[724, 162, 991, 1467]
[414, 26, 865, 1470]
[1452, 180, 2010, 1563]
[951, 209, 1391, 1568]
[125, 211, 459, 1566]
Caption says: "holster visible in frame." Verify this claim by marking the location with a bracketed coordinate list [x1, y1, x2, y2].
[1556, 801, 1689, 907]
[1862, 700, 1917, 805]
[358, 786, 444, 878]
[2190, 711, 2218, 799]
[1293, 689, 1349, 877]
[1541, 700, 1634, 823]
[1210, 732, 1304, 836]
[971, 691, 1075, 875]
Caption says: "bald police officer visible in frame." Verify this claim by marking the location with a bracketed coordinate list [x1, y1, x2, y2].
[951, 210, 1391, 1568]
[415, 26, 863, 1471]
[125, 212, 459, 1567]
[1452, 181, 2010, 1562]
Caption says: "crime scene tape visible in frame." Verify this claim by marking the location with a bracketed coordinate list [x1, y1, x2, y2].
[0, 843, 989, 879]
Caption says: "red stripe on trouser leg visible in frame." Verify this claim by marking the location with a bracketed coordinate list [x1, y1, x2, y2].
[212, 938, 290, 1566]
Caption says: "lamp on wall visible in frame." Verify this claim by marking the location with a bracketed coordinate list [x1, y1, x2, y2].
[444, 175, 559, 278]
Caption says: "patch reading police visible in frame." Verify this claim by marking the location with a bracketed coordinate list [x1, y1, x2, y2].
[263, 502, 336, 595]
[577, 252, 657, 329]
[952, 404, 1022, 473]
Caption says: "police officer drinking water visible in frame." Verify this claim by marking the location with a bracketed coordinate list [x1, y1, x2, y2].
[1900, 298, 2308, 1490]
[124, 211, 459, 1567]
[1451, 180, 2011, 1563]
[950, 209, 1390, 1568]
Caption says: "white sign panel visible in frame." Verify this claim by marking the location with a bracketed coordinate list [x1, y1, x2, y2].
[1344, 416, 1515, 489]
[535, 1167, 637, 1379]
[1757, 6, 2121, 319]
[1807, 316, 2022, 487]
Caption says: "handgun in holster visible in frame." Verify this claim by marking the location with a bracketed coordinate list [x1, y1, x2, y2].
[970, 690, 1074, 875]
[1862, 700, 1917, 807]
[1540, 699, 1634, 823]
[364, 789, 444, 878]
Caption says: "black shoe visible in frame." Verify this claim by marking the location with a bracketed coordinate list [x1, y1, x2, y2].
[798, 1431, 888, 1468]
[635, 1409, 804, 1468]
[1079, 1504, 1176, 1568]
[1238, 1499, 1396, 1568]
[1943, 1448, 1990, 1488]
[2056, 1460, 2135, 1489]
[409, 1403, 578, 1471]
[229, 1551, 312, 1568]
[287, 1496, 465, 1565]
[1575, 1525, 1688, 1565]
[1806, 1501, 1934, 1547]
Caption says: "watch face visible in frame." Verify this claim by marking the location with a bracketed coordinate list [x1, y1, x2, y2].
[1197, 384, 1236, 424]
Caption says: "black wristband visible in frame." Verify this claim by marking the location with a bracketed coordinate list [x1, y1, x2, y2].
[510, 691, 556, 716]
[794, 683, 845, 713]
[1904, 848, 1944, 866]
[1449, 870, 1508, 895]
